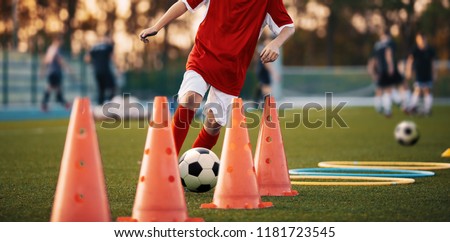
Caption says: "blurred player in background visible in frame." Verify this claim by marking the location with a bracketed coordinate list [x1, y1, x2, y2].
[253, 35, 281, 108]
[405, 32, 437, 116]
[139, 0, 294, 154]
[41, 36, 72, 112]
[393, 60, 411, 112]
[367, 28, 403, 117]
[85, 35, 118, 105]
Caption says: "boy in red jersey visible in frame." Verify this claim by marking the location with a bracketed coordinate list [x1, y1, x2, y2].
[139, 0, 295, 154]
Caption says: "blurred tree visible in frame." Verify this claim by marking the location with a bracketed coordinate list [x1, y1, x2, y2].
[287, 0, 449, 66]
[0, 0, 14, 48]
[419, 0, 450, 60]
[365, 0, 417, 58]
[1, 0, 449, 67]
[316, 0, 367, 65]
[65, 0, 77, 54]
[287, 0, 373, 66]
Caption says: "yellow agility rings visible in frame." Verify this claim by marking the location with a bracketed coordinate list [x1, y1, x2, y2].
[290, 176, 415, 186]
[318, 161, 450, 171]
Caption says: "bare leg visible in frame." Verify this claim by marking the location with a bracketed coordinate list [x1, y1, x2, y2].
[374, 88, 383, 113]
[55, 86, 69, 108]
[41, 86, 53, 112]
[178, 91, 202, 111]
[382, 87, 392, 117]
[423, 87, 433, 115]
[172, 91, 203, 154]
[408, 86, 421, 113]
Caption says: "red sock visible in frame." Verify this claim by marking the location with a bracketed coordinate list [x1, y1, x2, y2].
[172, 105, 195, 155]
[192, 127, 220, 150]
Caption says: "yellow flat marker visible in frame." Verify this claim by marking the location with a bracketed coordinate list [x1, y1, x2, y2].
[318, 161, 450, 171]
[442, 148, 450, 158]
[290, 176, 415, 186]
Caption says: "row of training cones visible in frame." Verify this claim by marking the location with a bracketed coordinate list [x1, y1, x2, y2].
[50, 95, 297, 221]
[201, 96, 298, 209]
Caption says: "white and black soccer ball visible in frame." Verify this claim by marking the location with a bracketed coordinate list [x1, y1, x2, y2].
[394, 121, 420, 146]
[178, 148, 220, 193]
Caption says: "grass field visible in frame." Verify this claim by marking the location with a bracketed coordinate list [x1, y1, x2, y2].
[0, 106, 449, 222]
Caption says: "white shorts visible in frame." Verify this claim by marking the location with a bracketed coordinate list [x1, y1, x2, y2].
[178, 70, 237, 126]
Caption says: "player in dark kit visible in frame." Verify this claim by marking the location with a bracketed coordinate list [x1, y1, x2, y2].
[86, 37, 117, 105]
[405, 32, 437, 116]
[367, 29, 403, 117]
[253, 36, 280, 108]
[254, 60, 272, 100]
[41, 37, 71, 112]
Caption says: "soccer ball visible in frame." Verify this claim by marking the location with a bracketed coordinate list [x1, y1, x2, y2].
[394, 121, 419, 146]
[178, 148, 220, 193]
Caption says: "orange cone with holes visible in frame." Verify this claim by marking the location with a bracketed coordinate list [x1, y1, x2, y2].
[50, 97, 111, 222]
[201, 98, 272, 209]
[119, 96, 203, 222]
[254, 96, 298, 196]
[442, 148, 450, 158]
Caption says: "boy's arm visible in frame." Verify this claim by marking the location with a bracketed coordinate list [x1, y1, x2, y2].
[385, 47, 395, 76]
[139, 1, 188, 43]
[432, 59, 437, 82]
[431, 49, 438, 82]
[260, 27, 295, 64]
[57, 55, 74, 74]
[405, 54, 414, 81]
[367, 57, 378, 82]
[84, 52, 91, 63]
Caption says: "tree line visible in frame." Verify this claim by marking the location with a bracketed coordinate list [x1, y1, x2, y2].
[0, 0, 449, 68]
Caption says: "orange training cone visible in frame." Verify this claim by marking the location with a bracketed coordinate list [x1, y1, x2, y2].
[201, 98, 273, 209]
[50, 97, 111, 222]
[442, 148, 450, 158]
[120, 96, 203, 222]
[254, 96, 298, 196]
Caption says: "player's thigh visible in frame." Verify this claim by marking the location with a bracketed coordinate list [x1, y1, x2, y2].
[178, 71, 209, 109]
[204, 87, 237, 127]
[179, 91, 203, 110]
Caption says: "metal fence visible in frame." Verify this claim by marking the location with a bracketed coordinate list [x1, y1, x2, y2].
[282, 63, 450, 98]
[1, 49, 450, 108]
[0, 50, 96, 107]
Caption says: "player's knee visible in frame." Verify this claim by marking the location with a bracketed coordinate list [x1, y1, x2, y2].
[179, 91, 202, 110]
[204, 111, 222, 136]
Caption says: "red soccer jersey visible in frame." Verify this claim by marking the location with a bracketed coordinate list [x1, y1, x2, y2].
[182, 0, 294, 96]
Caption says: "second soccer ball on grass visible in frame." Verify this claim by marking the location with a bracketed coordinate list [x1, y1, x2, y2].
[395, 121, 420, 146]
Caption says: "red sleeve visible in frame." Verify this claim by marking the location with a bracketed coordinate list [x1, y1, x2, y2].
[266, 0, 294, 32]
[182, 0, 206, 12]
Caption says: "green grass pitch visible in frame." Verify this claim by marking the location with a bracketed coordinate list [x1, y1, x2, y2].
[0, 106, 449, 222]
